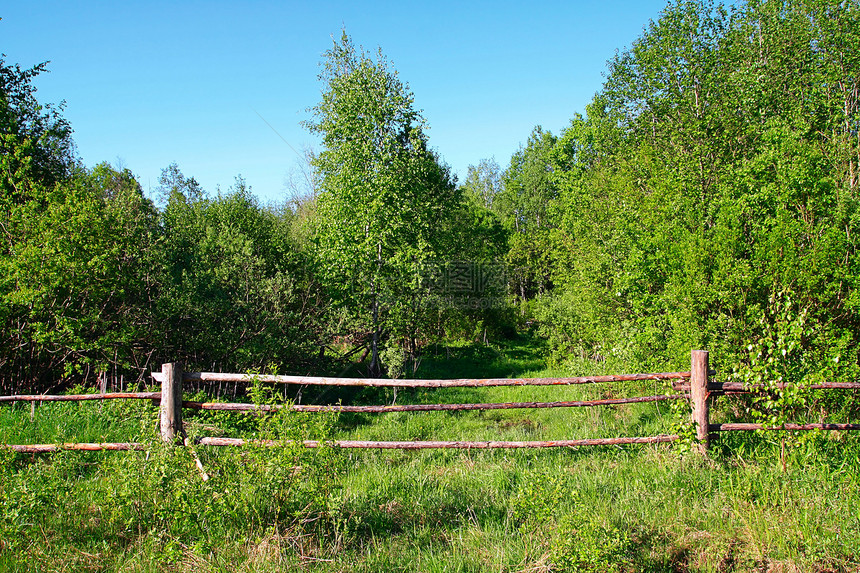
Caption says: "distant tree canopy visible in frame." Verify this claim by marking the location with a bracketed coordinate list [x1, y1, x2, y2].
[0, 59, 326, 392]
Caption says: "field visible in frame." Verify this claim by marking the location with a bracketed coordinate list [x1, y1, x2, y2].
[2, 338, 859, 572]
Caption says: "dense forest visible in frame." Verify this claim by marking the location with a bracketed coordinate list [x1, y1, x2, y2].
[2, 0, 859, 402]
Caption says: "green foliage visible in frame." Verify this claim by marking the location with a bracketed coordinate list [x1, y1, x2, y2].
[497, 126, 558, 233]
[512, 469, 567, 533]
[380, 341, 406, 379]
[0, 57, 75, 194]
[524, 0, 860, 402]
[156, 171, 324, 373]
[305, 32, 470, 374]
[736, 291, 815, 427]
[552, 513, 634, 573]
[461, 157, 502, 211]
[1, 57, 332, 391]
[1, 161, 160, 390]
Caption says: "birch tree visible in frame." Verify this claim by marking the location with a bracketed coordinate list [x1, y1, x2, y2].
[305, 33, 458, 376]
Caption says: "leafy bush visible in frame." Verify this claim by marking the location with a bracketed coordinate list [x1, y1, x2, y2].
[551, 514, 634, 573]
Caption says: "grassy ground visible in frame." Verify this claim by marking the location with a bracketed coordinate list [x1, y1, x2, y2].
[1, 336, 859, 572]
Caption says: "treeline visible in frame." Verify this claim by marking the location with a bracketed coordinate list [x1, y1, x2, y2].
[0, 45, 508, 393]
[472, 0, 860, 389]
[3, 0, 859, 396]
[0, 127, 331, 392]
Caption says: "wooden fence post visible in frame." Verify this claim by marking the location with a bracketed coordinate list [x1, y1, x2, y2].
[160, 363, 184, 444]
[690, 350, 710, 454]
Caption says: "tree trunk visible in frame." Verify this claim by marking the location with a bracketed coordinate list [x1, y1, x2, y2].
[368, 242, 382, 378]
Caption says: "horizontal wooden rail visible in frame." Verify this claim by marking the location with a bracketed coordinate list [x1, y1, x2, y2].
[4, 442, 146, 453]
[197, 435, 680, 449]
[716, 382, 860, 392]
[673, 381, 860, 393]
[3, 434, 680, 453]
[152, 371, 692, 388]
[183, 393, 689, 413]
[0, 392, 160, 403]
[0, 393, 688, 411]
[711, 423, 860, 432]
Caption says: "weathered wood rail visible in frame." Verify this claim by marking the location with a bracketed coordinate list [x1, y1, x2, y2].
[0, 392, 161, 403]
[3, 349, 859, 455]
[2, 355, 700, 453]
[183, 393, 688, 413]
[154, 371, 693, 387]
[146, 360, 693, 451]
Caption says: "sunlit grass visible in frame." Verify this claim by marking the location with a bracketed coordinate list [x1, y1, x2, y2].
[2, 337, 860, 571]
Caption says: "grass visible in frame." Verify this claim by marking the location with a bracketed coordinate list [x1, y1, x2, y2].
[2, 335, 860, 572]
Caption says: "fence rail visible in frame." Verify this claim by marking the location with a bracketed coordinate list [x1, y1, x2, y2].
[0, 393, 690, 412]
[154, 371, 692, 388]
[183, 393, 689, 413]
[673, 381, 860, 392]
[196, 435, 681, 449]
[2, 349, 859, 456]
[0, 392, 161, 403]
[711, 423, 860, 432]
[6, 442, 148, 453]
[6, 434, 683, 454]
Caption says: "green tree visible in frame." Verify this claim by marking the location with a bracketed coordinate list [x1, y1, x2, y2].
[0, 57, 76, 200]
[1, 59, 163, 392]
[1, 162, 160, 392]
[305, 33, 460, 376]
[530, 0, 860, 390]
[497, 126, 558, 233]
[462, 158, 502, 211]
[156, 168, 322, 373]
[155, 161, 205, 206]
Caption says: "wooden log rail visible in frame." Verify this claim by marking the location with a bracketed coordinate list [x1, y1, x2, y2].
[673, 381, 860, 393]
[0, 393, 690, 413]
[0, 392, 690, 414]
[152, 371, 692, 388]
[711, 423, 860, 432]
[5, 350, 858, 456]
[0, 392, 161, 403]
[197, 435, 681, 449]
[6, 442, 147, 453]
[6, 434, 681, 454]
[183, 393, 689, 413]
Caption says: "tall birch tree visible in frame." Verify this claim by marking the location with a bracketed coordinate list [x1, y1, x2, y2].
[305, 33, 458, 376]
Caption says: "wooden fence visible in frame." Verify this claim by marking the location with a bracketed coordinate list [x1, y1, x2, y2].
[3, 350, 860, 455]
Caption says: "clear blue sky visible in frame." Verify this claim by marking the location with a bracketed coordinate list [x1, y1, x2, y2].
[3, 1, 670, 204]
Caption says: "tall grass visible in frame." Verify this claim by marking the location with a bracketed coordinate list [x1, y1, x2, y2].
[1, 337, 859, 572]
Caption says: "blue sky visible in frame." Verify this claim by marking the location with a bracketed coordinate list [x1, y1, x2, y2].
[3, 1, 670, 203]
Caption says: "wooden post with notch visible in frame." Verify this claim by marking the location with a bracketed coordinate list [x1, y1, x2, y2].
[690, 350, 710, 454]
[160, 362, 184, 444]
